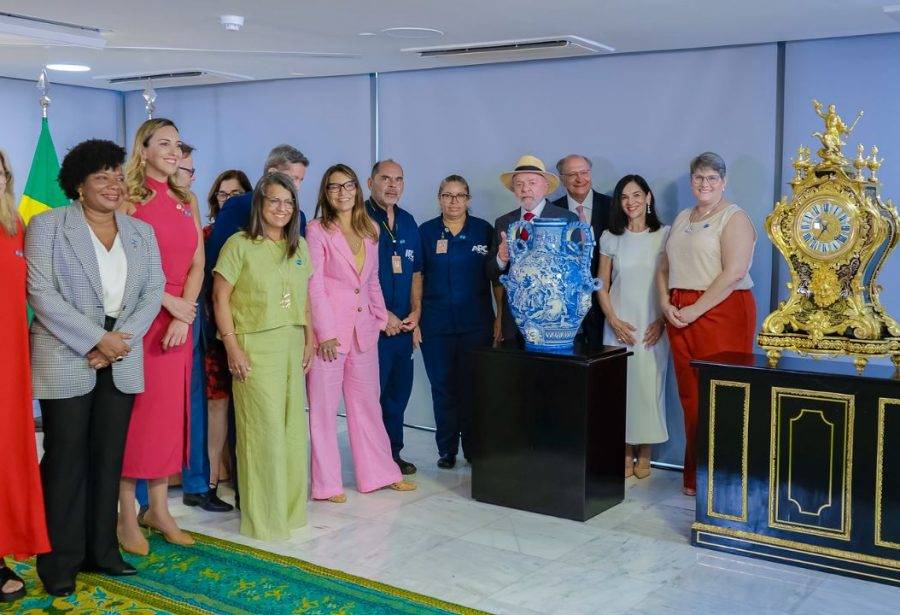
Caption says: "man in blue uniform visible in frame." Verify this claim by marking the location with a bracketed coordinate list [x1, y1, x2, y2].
[203, 144, 309, 508]
[365, 159, 422, 475]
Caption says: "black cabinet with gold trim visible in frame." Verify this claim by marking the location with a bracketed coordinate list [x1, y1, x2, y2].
[691, 352, 900, 586]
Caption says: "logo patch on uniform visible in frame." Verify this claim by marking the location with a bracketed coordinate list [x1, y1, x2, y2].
[405, 249, 414, 262]
[472, 244, 488, 255]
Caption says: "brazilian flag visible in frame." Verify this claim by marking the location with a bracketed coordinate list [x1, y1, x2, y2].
[18, 117, 68, 224]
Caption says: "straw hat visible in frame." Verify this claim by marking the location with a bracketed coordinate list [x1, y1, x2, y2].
[499, 154, 560, 193]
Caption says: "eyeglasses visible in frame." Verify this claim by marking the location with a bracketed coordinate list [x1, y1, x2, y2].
[562, 170, 591, 180]
[326, 180, 357, 194]
[691, 174, 722, 186]
[216, 189, 244, 201]
[439, 192, 470, 202]
[264, 196, 295, 210]
[178, 166, 196, 178]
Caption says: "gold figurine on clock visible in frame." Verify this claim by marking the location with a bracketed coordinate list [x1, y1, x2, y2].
[758, 100, 900, 370]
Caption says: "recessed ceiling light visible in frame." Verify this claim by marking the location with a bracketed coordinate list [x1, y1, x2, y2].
[381, 27, 443, 39]
[358, 32, 377, 37]
[46, 63, 91, 72]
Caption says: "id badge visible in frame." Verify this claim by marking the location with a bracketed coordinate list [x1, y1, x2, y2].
[391, 254, 403, 274]
[436, 239, 448, 254]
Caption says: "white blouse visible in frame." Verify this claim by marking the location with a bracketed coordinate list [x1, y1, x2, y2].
[89, 229, 128, 318]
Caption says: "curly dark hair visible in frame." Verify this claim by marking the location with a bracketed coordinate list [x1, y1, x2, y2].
[58, 139, 127, 201]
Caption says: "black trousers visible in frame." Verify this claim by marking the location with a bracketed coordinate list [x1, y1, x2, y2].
[37, 365, 134, 589]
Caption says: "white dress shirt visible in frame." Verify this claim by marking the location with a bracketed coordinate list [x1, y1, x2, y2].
[567, 189, 594, 223]
[88, 229, 128, 318]
[520, 198, 547, 220]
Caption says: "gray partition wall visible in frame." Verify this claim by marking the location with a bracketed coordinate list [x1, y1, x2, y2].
[0, 76, 123, 187]
[378, 44, 780, 465]
[123, 75, 373, 221]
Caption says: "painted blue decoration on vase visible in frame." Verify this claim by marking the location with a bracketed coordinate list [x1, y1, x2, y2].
[500, 217, 601, 351]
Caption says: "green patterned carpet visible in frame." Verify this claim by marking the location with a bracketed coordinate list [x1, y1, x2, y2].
[1, 532, 484, 614]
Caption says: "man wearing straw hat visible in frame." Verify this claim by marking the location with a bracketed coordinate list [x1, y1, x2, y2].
[486, 155, 577, 347]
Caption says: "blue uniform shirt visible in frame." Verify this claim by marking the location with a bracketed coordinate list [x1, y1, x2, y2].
[365, 198, 422, 318]
[205, 191, 307, 276]
[419, 214, 495, 337]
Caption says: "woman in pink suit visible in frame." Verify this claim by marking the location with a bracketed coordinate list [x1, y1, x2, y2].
[307, 164, 416, 502]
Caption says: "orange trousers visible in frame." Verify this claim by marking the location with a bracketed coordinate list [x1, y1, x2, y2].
[667, 289, 756, 490]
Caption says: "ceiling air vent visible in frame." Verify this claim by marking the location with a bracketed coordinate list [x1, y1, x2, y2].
[107, 71, 203, 84]
[405, 35, 614, 61]
[0, 11, 106, 48]
[93, 69, 252, 90]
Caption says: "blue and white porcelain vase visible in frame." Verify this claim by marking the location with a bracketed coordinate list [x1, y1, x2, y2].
[500, 217, 601, 351]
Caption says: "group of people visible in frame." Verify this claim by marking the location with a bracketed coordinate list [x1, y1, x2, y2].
[0, 114, 757, 602]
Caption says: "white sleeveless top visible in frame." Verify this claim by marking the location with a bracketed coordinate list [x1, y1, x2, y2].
[666, 203, 754, 291]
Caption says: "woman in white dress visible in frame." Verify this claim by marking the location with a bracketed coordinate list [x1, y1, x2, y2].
[596, 174, 669, 479]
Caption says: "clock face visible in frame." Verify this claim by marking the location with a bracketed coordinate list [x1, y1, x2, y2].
[795, 200, 855, 259]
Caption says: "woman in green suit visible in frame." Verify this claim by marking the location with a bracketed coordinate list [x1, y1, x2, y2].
[212, 172, 314, 540]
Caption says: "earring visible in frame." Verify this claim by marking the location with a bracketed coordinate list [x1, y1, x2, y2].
[646, 202, 651, 214]
[78, 189, 84, 201]
[140, 159, 146, 167]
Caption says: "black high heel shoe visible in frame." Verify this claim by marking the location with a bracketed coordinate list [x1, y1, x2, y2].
[0, 566, 26, 603]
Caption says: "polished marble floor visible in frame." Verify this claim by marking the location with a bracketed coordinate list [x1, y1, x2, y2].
[138, 422, 899, 614]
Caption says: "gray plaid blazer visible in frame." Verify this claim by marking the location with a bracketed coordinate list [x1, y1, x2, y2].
[26, 202, 164, 399]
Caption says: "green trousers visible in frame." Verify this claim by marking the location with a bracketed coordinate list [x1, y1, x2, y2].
[232, 325, 308, 540]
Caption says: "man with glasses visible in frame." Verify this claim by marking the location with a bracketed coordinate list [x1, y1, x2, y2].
[487, 155, 577, 347]
[203, 144, 309, 508]
[365, 159, 422, 476]
[550, 154, 612, 348]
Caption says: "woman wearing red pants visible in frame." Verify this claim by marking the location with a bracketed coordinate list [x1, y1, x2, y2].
[658, 151, 756, 496]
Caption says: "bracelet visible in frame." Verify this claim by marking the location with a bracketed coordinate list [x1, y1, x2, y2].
[221, 332, 236, 338]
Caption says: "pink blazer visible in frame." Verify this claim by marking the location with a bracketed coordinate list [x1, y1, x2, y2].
[307, 219, 389, 353]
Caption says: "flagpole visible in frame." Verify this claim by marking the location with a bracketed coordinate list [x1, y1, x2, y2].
[37, 69, 50, 118]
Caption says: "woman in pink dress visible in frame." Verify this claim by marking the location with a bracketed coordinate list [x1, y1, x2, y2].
[117, 119, 203, 553]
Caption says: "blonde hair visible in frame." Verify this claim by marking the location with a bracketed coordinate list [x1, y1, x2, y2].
[0, 149, 18, 236]
[124, 118, 191, 205]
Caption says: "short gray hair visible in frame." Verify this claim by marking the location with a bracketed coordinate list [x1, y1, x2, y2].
[690, 151, 726, 178]
[263, 144, 309, 176]
[555, 154, 592, 175]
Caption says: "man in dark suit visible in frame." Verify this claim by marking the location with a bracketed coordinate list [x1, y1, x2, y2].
[550, 154, 612, 348]
[486, 155, 578, 347]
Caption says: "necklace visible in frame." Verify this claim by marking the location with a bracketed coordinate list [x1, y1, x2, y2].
[265, 238, 292, 309]
[685, 196, 725, 234]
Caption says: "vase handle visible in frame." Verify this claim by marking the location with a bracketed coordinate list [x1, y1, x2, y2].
[507, 220, 532, 260]
[564, 221, 594, 259]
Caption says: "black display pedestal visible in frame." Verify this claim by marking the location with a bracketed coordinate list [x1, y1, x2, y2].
[470, 343, 630, 522]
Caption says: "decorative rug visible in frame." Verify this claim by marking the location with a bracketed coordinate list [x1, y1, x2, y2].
[1, 532, 485, 614]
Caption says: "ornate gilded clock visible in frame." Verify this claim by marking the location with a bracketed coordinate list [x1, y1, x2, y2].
[758, 100, 900, 370]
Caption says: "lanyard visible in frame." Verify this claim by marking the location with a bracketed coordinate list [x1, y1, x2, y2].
[369, 202, 399, 255]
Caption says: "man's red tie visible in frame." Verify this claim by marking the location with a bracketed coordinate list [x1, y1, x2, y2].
[521, 211, 535, 240]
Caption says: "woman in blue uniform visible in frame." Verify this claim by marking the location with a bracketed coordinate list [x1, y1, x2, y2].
[419, 175, 495, 468]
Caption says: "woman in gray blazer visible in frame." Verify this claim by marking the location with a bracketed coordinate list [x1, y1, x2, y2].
[26, 140, 164, 596]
